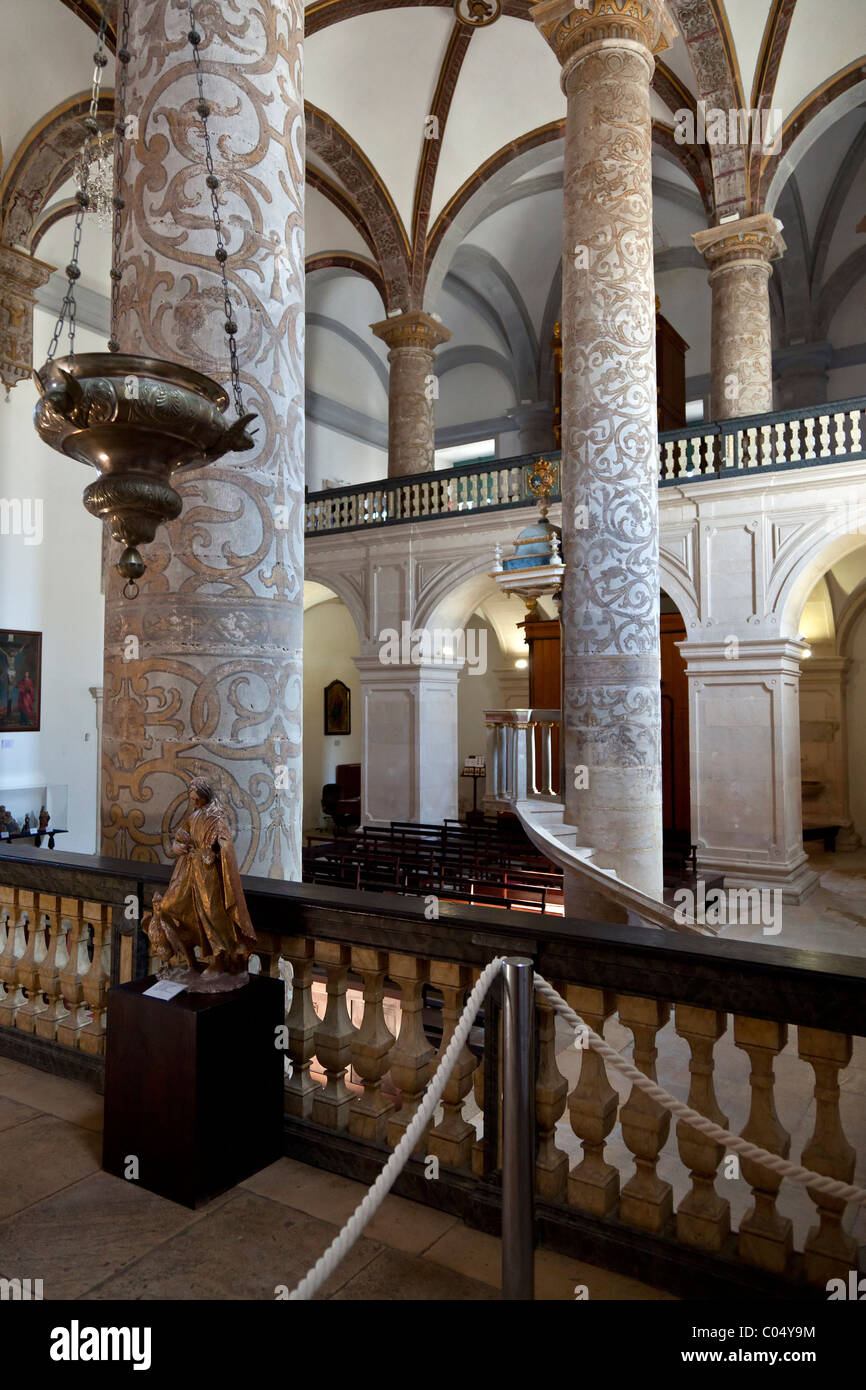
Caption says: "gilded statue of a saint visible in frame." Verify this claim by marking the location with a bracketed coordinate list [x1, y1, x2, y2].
[143, 777, 256, 984]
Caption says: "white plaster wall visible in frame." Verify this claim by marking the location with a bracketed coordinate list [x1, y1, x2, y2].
[306, 323, 387, 418]
[0, 309, 104, 852]
[302, 597, 361, 833]
[436, 362, 515, 429]
[845, 605, 866, 841]
[306, 419, 387, 490]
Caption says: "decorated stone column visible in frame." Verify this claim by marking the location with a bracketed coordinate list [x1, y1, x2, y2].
[0, 245, 53, 398]
[692, 214, 786, 420]
[371, 311, 450, 477]
[101, 0, 304, 878]
[532, 0, 675, 911]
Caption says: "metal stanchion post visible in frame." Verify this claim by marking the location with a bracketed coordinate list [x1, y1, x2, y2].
[501, 955, 535, 1300]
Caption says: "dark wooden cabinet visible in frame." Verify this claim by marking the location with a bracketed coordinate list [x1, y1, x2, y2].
[656, 310, 690, 431]
[660, 611, 690, 835]
[522, 617, 561, 794]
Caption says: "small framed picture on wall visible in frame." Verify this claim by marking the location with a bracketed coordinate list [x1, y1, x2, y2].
[0, 630, 42, 733]
[324, 679, 351, 735]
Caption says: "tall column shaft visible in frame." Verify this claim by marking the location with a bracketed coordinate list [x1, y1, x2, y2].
[102, 0, 304, 878]
[534, 0, 675, 911]
[371, 311, 450, 477]
[693, 214, 785, 420]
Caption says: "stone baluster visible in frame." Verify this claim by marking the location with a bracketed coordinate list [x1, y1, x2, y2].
[387, 954, 435, 1153]
[36, 900, 73, 1042]
[312, 942, 356, 1131]
[349, 948, 396, 1143]
[283, 936, 321, 1118]
[535, 991, 568, 1200]
[674, 1005, 730, 1250]
[803, 414, 817, 459]
[618, 995, 673, 1233]
[0, 888, 29, 1029]
[797, 1026, 857, 1285]
[734, 1016, 793, 1274]
[56, 902, 89, 1049]
[79, 903, 111, 1056]
[566, 986, 619, 1216]
[15, 895, 52, 1033]
[427, 962, 477, 1171]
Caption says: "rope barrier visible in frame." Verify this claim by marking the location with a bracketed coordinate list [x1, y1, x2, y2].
[287, 955, 506, 1300]
[534, 973, 866, 1207]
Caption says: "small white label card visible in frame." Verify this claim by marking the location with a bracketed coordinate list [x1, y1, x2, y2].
[142, 980, 187, 1001]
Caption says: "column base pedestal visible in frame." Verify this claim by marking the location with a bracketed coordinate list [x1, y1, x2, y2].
[695, 851, 819, 905]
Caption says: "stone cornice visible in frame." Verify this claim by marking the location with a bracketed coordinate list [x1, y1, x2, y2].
[693, 213, 786, 273]
[370, 310, 451, 352]
[531, 0, 676, 81]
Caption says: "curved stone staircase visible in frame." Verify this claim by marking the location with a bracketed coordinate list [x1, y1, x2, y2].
[513, 797, 712, 936]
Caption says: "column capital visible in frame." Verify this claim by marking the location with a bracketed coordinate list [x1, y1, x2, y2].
[531, 0, 676, 79]
[370, 310, 451, 353]
[0, 244, 54, 396]
[692, 213, 786, 276]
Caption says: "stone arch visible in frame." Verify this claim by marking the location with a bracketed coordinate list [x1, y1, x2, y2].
[772, 520, 866, 639]
[658, 551, 700, 631]
[0, 92, 114, 250]
[305, 103, 411, 313]
[303, 566, 369, 644]
[305, 253, 387, 310]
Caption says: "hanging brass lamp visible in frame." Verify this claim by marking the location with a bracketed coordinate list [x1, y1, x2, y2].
[32, 4, 256, 597]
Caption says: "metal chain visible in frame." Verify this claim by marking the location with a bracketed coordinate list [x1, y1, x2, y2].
[187, 3, 245, 416]
[108, 0, 132, 352]
[45, 13, 109, 363]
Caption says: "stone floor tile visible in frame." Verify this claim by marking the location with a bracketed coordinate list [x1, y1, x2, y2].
[84, 1189, 381, 1301]
[242, 1155, 459, 1253]
[0, 1170, 203, 1298]
[0, 1114, 100, 1220]
[0, 1094, 38, 1132]
[330, 1246, 496, 1300]
[0, 1061, 103, 1132]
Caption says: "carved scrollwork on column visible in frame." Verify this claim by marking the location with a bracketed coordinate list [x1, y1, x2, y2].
[101, 0, 305, 877]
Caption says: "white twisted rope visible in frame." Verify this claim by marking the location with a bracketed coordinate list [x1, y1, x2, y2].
[287, 955, 506, 1300]
[534, 974, 866, 1207]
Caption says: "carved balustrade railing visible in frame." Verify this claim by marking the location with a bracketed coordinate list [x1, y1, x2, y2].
[0, 845, 863, 1299]
[304, 397, 866, 535]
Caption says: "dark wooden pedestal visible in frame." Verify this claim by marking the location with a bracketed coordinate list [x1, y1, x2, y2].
[102, 973, 284, 1209]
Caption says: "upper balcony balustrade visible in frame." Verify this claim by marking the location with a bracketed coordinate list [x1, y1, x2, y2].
[305, 397, 866, 536]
